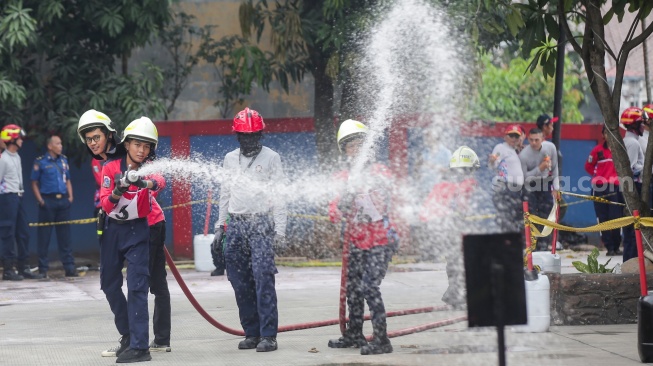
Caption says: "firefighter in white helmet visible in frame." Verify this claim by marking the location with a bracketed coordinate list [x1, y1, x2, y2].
[328, 119, 397, 355]
[77, 110, 126, 221]
[79, 112, 172, 358]
[420, 146, 480, 308]
[98, 117, 165, 363]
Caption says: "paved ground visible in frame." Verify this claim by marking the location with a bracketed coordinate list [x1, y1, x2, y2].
[0, 249, 645, 366]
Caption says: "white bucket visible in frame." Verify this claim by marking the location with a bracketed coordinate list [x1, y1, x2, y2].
[193, 234, 215, 272]
[532, 252, 561, 274]
[513, 274, 550, 333]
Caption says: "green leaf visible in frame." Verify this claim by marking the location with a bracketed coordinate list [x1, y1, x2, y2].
[603, 8, 615, 25]
[572, 261, 590, 273]
[588, 257, 598, 272]
[544, 14, 559, 40]
[506, 8, 525, 37]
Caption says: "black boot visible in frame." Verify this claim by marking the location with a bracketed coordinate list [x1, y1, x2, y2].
[3, 260, 22, 281]
[210, 268, 224, 276]
[116, 348, 151, 363]
[328, 331, 367, 348]
[2, 270, 23, 281]
[360, 338, 393, 355]
[18, 263, 45, 280]
[256, 337, 277, 352]
[238, 336, 260, 350]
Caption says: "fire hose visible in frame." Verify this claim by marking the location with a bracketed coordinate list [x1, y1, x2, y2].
[163, 245, 465, 338]
[160, 193, 465, 338]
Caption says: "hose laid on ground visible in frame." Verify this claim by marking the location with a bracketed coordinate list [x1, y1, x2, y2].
[163, 247, 454, 337]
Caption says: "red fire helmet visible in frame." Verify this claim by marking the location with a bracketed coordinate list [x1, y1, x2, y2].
[233, 107, 265, 133]
[0, 124, 26, 142]
[620, 106, 645, 125]
[643, 104, 653, 121]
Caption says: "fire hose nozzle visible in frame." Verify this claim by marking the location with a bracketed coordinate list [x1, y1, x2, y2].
[127, 170, 140, 183]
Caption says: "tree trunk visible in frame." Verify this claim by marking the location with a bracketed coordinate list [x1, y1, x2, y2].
[581, 2, 650, 249]
[338, 64, 358, 121]
[309, 46, 337, 173]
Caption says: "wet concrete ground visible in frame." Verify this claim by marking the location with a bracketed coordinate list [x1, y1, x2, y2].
[0, 252, 644, 366]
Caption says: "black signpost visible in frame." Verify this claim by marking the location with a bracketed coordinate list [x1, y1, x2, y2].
[464, 233, 527, 366]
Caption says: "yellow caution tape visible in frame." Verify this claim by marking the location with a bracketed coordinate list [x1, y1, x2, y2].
[463, 214, 496, 221]
[527, 213, 635, 232]
[559, 191, 623, 206]
[289, 213, 332, 221]
[29, 218, 97, 227]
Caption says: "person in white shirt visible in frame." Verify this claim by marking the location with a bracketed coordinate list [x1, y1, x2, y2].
[0, 124, 30, 281]
[488, 124, 524, 233]
[519, 128, 560, 250]
[639, 104, 653, 208]
[213, 107, 287, 353]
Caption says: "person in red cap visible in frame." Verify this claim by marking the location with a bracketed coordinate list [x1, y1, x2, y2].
[0, 124, 30, 281]
[585, 126, 624, 257]
[488, 124, 524, 232]
[213, 107, 287, 352]
[536, 114, 559, 140]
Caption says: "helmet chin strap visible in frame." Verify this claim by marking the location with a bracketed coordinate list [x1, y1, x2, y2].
[104, 133, 112, 154]
[126, 151, 143, 168]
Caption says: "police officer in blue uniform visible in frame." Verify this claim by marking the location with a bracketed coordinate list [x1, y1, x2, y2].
[30, 135, 78, 278]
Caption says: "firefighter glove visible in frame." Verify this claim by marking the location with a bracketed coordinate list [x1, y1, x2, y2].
[212, 226, 225, 254]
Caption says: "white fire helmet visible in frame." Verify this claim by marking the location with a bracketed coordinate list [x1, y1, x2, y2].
[122, 117, 158, 150]
[337, 119, 368, 152]
[77, 109, 116, 143]
[450, 146, 480, 169]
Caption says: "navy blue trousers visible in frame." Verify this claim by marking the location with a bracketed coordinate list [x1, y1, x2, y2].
[225, 214, 278, 338]
[212, 236, 225, 271]
[0, 193, 29, 268]
[621, 182, 641, 262]
[149, 221, 171, 345]
[100, 218, 150, 350]
[525, 189, 554, 249]
[37, 196, 75, 273]
[592, 184, 622, 252]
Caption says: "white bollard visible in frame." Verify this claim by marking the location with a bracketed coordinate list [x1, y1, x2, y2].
[193, 234, 216, 272]
[532, 252, 561, 274]
[513, 273, 550, 333]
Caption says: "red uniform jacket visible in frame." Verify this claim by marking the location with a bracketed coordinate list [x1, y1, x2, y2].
[92, 158, 104, 208]
[585, 142, 619, 186]
[419, 178, 477, 222]
[148, 187, 165, 226]
[100, 157, 164, 221]
[329, 163, 394, 250]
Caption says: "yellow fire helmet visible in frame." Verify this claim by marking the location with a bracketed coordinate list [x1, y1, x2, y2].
[450, 145, 480, 169]
[122, 117, 159, 150]
[337, 119, 368, 152]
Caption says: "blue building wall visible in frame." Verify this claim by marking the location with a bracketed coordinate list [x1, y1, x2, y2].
[18, 129, 600, 256]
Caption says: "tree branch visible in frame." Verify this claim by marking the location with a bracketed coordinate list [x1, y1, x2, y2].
[617, 8, 642, 62]
[623, 16, 653, 57]
[591, 29, 617, 62]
